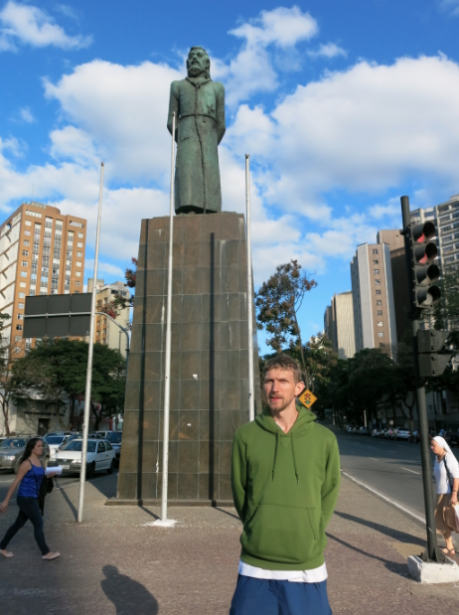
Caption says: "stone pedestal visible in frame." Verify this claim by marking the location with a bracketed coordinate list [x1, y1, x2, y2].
[115, 212, 260, 505]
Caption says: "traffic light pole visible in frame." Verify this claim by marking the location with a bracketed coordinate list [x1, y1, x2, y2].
[401, 196, 445, 563]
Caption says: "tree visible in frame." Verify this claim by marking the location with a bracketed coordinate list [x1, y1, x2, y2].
[12, 339, 126, 430]
[256, 260, 317, 382]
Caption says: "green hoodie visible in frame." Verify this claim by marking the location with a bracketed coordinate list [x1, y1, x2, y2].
[231, 405, 340, 571]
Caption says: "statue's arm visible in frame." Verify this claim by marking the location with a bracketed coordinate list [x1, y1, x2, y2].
[167, 82, 180, 140]
[216, 83, 226, 144]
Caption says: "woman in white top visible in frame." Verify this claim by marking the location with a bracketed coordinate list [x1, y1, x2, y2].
[431, 436, 459, 556]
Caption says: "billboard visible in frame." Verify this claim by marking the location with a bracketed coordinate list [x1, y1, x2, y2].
[23, 293, 92, 338]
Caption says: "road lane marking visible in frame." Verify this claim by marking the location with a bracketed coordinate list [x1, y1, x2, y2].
[341, 471, 425, 523]
[369, 457, 378, 461]
[401, 467, 420, 475]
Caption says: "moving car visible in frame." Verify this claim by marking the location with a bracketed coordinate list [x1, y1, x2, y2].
[50, 438, 116, 477]
[0, 436, 50, 473]
[393, 428, 411, 440]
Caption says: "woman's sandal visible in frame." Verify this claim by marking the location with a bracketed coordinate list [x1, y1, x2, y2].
[0, 549, 13, 558]
[441, 547, 456, 556]
[42, 551, 60, 561]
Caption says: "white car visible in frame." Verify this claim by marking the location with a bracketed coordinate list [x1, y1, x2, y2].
[50, 438, 116, 477]
[45, 434, 72, 457]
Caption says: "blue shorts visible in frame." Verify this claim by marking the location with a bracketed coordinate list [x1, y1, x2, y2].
[229, 575, 332, 615]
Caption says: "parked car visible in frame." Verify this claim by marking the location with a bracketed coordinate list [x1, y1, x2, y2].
[358, 427, 370, 436]
[49, 438, 116, 477]
[394, 428, 411, 440]
[0, 436, 50, 473]
[371, 428, 385, 438]
[384, 428, 395, 439]
[104, 431, 122, 467]
[444, 430, 459, 447]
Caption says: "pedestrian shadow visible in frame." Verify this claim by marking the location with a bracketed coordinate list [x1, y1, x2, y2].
[333, 511, 425, 546]
[54, 481, 78, 521]
[327, 532, 411, 578]
[101, 565, 158, 614]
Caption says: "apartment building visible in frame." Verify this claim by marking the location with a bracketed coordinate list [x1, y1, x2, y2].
[87, 278, 130, 357]
[324, 292, 356, 359]
[350, 243, 397, 353]
[0, 201, 87, 356]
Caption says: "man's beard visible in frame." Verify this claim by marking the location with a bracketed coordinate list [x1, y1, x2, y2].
[268, 396, 292, 413]
[188, 64, 205, 77]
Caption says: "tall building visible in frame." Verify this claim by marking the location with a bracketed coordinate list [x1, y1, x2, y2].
[324, 292, 356, 359]
[87, 278, 131, 357]
[0, 201, 87, 356]
[350, 243, 397, 353]
[377, 230, 410, 343]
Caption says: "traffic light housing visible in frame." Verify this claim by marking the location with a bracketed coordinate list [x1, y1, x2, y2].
[417, 330, 453, 377]
[409, 221, 441, 308]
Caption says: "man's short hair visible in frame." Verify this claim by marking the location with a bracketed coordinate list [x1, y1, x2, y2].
[263, 354, 304, 384]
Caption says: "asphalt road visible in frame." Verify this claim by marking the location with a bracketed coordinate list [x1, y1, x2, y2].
[0, 469, 118, 503]
[336, 429, 437, 520]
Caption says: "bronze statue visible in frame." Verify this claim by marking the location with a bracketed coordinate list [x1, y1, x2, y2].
[167, 47, 226, 214]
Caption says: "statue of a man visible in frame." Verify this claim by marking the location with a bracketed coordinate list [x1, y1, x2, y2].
[167, 47, 226, 214]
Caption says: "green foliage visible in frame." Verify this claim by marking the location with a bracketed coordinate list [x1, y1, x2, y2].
[256, 259, 317, 375]
[11, 339, 126, 430]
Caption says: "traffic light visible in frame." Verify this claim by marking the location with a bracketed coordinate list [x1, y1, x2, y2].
[417, 330, 453, 377]
[409, 221, 441, 308]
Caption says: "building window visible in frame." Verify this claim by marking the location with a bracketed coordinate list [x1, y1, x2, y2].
[22, 250, 29, 256]
[376, 290, 381, 295]
[374, 269, 380, 274]
[77, 242, 83, 248]
[373, 259, 379, 264]
[76, 271, 81, 277]
[18, 303, 24, 309]
[24, 230, 31, 236]
[25, 220, 32, 226]
[78, 232, 84, 238]
[75, 281, 81, 287]
[21, 260, 28, 267]
[375, 279, 381, 285]
[377, 321, 383, 327]
[17, 314, 23, 320]
[76, 261, 82, 267]
[19, 292, 25, 298]
[20, 271, 27, 277]
[373, 249, 378, 254]
[15, 336, 21, 342]
[378, 332, 384, 338]
[376, 300, 382, 305]
[16, 325, 22, 330]
[14, 347, 21, 354]
[377, 310, 383, 315]
[23, 240, 29, 246]
[77, 252, 83, 258]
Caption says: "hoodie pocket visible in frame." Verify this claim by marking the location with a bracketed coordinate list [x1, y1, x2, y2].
[242, 503, 321, 565]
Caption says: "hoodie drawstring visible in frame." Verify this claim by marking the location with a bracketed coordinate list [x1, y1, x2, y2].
[291, 434, 299, 485]
[272, 432, 279, 480]
[272, 431, 299, 485]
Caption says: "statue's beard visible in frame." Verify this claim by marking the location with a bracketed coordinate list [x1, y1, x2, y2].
[188, 65, 205, 77]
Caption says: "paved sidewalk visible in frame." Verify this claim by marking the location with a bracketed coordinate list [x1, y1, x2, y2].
[0, 471, 458, 614]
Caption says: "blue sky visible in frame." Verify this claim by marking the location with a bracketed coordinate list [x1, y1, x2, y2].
[1, 1, 459, 354]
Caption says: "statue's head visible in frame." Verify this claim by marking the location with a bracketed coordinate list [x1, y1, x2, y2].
[187, 47, 211, 79]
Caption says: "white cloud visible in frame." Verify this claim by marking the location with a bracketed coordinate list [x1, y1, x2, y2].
[219, 6, 318, 106]
[84, 259, 125, 279]
[0, 1, 91, 51]
[308, 43, 347, 59]
[19, 106, 34, 123]
[368, 198, 401, 220]
[441, 1, 459, 16]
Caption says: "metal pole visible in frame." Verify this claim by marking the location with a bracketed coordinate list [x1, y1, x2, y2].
[401, 195, 444, 562]
[245, 154, 255, 422]
[160, 112, 176, 523]
[77, 162, 105, 524]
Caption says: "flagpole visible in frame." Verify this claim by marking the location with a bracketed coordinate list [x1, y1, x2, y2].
[245, 154, 255, 421]
[157, 112, 176, 526]
[77, 161, 104, 523]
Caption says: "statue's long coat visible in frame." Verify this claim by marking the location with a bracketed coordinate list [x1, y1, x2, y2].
[167, 77, 226, 214]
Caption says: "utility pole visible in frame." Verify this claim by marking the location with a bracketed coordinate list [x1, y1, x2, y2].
[401, 195, 445, 562]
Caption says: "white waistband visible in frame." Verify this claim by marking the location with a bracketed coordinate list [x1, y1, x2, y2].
[238, 560, 328, 583]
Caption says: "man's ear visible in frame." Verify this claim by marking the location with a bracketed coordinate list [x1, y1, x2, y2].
[296, 381, 306, 396]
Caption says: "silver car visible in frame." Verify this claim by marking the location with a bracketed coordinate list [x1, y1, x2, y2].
[0, 436, 50, 473]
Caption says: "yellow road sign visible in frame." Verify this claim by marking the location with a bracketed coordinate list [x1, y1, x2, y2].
[298, 389, 317, 409]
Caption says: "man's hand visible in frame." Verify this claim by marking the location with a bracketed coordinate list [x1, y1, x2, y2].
[0, 500, 8, 513]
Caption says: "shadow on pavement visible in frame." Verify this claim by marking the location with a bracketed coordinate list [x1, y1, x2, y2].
[55, 481, 78, 521]
[101, 565, 158, 614]
[327, 532, 412, 578]
[334, 511, 425, 546]
[214, 507, 240, 521]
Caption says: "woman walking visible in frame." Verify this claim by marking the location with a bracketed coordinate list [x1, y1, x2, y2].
[431, 435, 459, 556]
[0, 437, 59, 560]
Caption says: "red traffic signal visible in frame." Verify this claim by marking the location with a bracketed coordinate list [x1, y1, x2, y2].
[410, 221, 441, 308]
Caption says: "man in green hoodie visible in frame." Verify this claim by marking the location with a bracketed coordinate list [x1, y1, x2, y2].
[230, 354, 340, 614]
